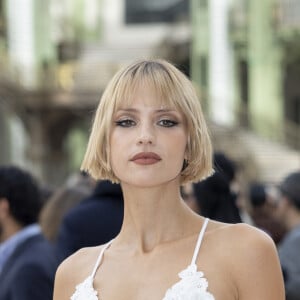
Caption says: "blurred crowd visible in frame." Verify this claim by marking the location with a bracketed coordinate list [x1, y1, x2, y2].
[0, 153, 299, 299]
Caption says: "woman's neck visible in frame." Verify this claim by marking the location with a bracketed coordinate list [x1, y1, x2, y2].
[115, 181, 200, 254]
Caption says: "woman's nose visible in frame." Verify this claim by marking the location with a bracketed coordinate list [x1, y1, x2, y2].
[137, 123, 155, 145]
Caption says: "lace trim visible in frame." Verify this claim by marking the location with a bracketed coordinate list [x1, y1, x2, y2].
[70, 264, 215, 300]
[70, 276, 99, 300]
[163, 264, 215, 300]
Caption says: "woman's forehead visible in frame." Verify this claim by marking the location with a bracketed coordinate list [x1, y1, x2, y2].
[114, 82, 178, 111]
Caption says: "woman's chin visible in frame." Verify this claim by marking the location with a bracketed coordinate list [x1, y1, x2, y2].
[119, 175, 181, 189]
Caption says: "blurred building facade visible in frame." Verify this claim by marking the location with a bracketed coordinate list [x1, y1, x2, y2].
[0, 0, 189, 186]
[0, 0, 299, 186]
[0, 0, 102, 185]
[191, 0, 300, 183]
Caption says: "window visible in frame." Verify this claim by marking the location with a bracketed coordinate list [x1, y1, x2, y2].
[125, 0, 189, 23]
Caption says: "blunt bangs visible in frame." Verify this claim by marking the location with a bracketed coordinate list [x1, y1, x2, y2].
[113, 60, 184, 113]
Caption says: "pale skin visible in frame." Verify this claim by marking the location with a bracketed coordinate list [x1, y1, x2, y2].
[53, 86, 285, 300]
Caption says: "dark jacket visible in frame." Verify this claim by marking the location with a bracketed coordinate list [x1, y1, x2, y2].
[193, 172, 242, 223]
[55, 180, 124, 262]
[0, 234, 58, 300]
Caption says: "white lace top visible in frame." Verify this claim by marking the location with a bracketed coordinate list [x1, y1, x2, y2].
[71, 218, 215, 300]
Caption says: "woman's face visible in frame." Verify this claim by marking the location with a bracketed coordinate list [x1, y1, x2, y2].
[110, 85, 188, 187]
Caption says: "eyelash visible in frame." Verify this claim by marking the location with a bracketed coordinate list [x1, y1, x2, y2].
[115, 118, 179, 128]
[115, 119, 135, 127]
[157, 119, 178, 127]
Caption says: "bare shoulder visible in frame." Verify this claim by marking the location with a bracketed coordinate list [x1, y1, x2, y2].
[209, 221, 275, 249]
[57, 246, 101, 276]
[230, 222, 277, 257]
[209, 221, 279, 265]
[53, 246, 104, 300]
[207, 221, 285, 299]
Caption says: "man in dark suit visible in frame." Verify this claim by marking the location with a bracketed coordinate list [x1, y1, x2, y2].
[0, 166, 58, 300]
[55, 180, 124, 262]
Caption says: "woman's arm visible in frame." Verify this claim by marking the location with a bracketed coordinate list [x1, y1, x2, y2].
[53, 258, 75, 300]
[231, 224, 285, 300]
[53, 247, 94, 300]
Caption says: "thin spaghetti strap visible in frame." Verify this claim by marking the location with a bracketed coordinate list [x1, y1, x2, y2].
[91, 240, 114, 278]
[190, 218, 209, 265]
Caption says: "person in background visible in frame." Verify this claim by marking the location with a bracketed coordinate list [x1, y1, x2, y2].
[55, 180, 123, 262]
[275, 171, 300, 300]
[39, 184, 90, 243]
[248, 182, 286, 244]
[192, 152, 242, 223]
[0, 165, 58, 300]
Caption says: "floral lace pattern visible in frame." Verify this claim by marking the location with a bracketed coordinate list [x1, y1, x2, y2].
[163, 264, 215, 300]
[71, 276, 99, 300]
[70, 264, 215, 300]
[70, 265, 215, 300]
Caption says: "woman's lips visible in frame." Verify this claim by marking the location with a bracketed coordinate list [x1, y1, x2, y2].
[130, 152, 161, 165]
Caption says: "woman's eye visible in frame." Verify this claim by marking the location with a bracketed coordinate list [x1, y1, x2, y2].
[158, 119, 178, 127]
[115, 119, 136, 127]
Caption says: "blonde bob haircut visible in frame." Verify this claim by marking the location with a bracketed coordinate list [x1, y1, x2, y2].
[81, 59, 213, 184]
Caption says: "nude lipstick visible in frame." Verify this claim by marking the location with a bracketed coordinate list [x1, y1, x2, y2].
[130, 152, 161, 165]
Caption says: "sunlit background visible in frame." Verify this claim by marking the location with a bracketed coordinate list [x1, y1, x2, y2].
[0, 0, 299, 188]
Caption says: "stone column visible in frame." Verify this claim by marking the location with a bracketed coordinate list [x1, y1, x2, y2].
[208, 0, 235, 125]
[6, 0, 55, 88]
[248, 0, 283, 137]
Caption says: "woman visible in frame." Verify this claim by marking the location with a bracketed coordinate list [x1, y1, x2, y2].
[53, 59, 284, 299]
